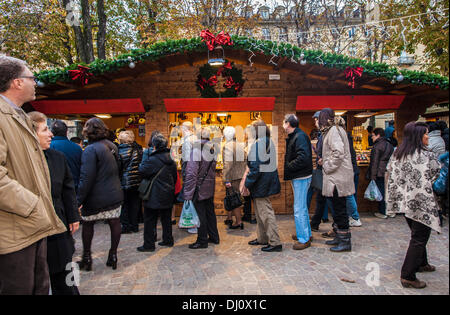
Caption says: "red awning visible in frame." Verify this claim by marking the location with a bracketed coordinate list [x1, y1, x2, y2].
[31, 98, 144, 115]
[164, 97, 275, 112]
[296, 95, 406, 111]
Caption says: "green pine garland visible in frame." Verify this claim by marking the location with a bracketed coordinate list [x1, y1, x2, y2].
[35, 35, 449, 90]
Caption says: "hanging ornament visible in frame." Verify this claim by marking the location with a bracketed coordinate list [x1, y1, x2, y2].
[128, 56, 136, 69]
[396, 74, 404, 82]
[300, 59, 307, 65]
[68, 65, 93, 86]
[36, 81, 45, 88]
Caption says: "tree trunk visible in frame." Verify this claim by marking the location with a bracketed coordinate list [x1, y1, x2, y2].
[62, 0, 87, 63]
[97, 0, 107, 60]
[80, 0, 95, 63]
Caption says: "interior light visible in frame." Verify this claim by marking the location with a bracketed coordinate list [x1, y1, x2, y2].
[95, 114, 112, 119]
[335, 111, 347, 116]
[354, 111, 376, 118]
[217, 113, 227, 117]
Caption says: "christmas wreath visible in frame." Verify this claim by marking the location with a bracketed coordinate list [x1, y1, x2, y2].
[196, 60, 245, 98]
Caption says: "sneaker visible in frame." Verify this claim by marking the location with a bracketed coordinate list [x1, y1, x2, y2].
[387, 213, 396, 218]
[187, 228, 198, 234]
[349, 218, 362, 227]
[374, 213, 388, 219]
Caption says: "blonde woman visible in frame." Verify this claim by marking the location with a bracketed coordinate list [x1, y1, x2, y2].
[118, 130, 143, 234]
[222, 126, 246, 229]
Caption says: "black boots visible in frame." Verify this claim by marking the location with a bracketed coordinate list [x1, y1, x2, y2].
[329, 229, 352, 252]
[77, 251, 92, 271]
[106, 250, 118, 270]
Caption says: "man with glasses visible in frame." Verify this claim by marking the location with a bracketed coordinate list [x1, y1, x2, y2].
[0, 56, 66, 294]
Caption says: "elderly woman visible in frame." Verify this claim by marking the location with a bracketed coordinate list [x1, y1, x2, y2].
[137, 134, 177, 252]
[222, 126, 247, 229]
[386, 122, 442, 289]
[27, 112, 81, 295]
[118, 130, 143, 234]
[184, 127, 219, 249]
[318, 108, 354, 252]
[77, 118, 124, 271]
[243, 120, 282, 252]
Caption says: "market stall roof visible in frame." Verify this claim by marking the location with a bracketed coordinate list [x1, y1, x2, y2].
[31, 98, 144, 115]
[33, 36, 449, 108]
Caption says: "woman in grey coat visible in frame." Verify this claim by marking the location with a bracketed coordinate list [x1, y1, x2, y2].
[318, 108, 354, 252]
[183, 128, 219, 249]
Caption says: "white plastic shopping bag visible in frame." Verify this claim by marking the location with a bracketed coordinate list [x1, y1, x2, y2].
[178, 200, 200, 229]
[364, 180, 383, 202]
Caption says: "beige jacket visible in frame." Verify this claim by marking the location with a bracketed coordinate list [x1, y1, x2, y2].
[222, 140, 246, 183]
[0, 97, 66, 255]
[321, 118, 355, 197]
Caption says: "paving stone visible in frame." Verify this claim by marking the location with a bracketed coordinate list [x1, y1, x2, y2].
[73, 214, 449, 295]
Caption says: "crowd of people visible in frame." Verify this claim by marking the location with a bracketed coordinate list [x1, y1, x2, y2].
[0, 55, 448, 294]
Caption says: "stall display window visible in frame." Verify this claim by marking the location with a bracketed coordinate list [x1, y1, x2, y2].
[168, 112, 272, 170]
[352, 126, 371, 166]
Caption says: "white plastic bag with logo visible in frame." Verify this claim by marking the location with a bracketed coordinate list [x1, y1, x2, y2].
[178, 200, 200, 229]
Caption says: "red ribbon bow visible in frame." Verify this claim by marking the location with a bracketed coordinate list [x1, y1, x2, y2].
[344, 67, 364, 89]
[207, 75, 218, 86]
[216, 62, 232, 77]
[224, 77, 235, 89]
[197, 76, 208, 90]
[68, 65, 93, 86]
[200, 30, 233, 51]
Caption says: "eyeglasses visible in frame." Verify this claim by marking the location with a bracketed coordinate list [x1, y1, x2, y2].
[18, 76, 38, 83]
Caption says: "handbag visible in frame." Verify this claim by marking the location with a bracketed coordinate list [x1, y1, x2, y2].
[224, 187, 243, 211]
[138, 165, 166, 201]
[311, 168, 323, 191]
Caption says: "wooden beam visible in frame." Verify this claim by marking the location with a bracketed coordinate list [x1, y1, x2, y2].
[335, 79, 349, 86]
[360, 84, 385, 92]
[306, 73, 327, 81]
[83, 83, 104, 89]
[54, 89, 78, 95]
[112, 76, 133, 83]
[56, 81, 79, 89]
[389, 90, 408, 95]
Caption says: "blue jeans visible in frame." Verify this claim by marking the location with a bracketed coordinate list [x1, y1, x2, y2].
[292, 178, 312, 244]
[346, 173, 360, 220]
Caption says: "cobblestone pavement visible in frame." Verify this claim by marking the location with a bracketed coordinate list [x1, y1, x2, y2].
[73, 214, 449, 295]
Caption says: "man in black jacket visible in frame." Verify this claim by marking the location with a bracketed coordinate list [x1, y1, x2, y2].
[368, 128, 394, 219]
[283, 114, 313, 250]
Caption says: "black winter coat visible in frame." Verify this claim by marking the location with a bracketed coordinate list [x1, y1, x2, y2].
[118, 142, 143, 190]
[347, 132, 360, 176]
[284, 128, 313, 181]
[44, 149, 81, 274]
[245, 137, 281, 198]
[77, 139, 124, 216]
[139, 148, 178, 209]
[368, 137, 394, 180]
